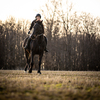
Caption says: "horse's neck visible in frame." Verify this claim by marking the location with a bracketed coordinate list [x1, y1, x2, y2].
[38, 36, 43, 43]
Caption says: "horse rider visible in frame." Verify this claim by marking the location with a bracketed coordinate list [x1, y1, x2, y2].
[24, 14, 48, 52]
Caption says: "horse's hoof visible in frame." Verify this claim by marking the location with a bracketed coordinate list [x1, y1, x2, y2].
[29, 70, 32, 73]
[37, 71, 41, 74]
[24, 71, 27, 73]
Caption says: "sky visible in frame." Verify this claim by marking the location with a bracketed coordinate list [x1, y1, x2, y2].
[72, 0, 100, 17]
[0, 0, 100, 21]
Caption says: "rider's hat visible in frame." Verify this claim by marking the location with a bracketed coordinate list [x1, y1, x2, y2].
[35, 14, 41, 18]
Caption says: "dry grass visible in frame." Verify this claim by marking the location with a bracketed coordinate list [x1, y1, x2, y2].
[0, 70, 100, 100]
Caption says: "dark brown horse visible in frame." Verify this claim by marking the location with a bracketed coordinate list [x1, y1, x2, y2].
[23, 21, 46, 74]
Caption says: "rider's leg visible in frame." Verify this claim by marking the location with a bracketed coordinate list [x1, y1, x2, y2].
[44, 36, 48, 52]
[24, 37, 31, 50]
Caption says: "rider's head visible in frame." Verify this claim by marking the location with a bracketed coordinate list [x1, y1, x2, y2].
[35, 14, 41, 21]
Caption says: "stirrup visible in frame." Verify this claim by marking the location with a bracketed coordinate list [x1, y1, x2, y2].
[24, 46, 29, 51]
[45, 49, 48, 52]
[24, 46, 28, 49]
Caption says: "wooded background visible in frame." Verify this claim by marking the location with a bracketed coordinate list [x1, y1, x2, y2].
[0, 0, 100, 71]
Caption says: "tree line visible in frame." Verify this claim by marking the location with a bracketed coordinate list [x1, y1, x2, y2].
[0, 0, 100, 71]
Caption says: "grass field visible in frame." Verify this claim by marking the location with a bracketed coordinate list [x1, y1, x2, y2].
[0, 70, 100, 100]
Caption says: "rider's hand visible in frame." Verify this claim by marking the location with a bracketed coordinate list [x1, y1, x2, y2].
[28, 30, 30, 34]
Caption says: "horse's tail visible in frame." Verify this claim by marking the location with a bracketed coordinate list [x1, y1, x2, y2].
[22, 36, 29, 48]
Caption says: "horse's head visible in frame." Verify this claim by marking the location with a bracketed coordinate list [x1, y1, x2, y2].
[32, 20, 43, 37]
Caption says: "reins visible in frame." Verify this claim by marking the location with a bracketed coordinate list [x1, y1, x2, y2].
[31, 33, 43, 40]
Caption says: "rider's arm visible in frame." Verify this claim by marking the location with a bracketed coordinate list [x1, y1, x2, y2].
[41, 24, 44, 34]
[29, 21, 34, 31]
[28, 20, 36, 34]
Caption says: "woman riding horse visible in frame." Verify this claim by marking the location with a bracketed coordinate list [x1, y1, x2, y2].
[24, 14, 48, 52]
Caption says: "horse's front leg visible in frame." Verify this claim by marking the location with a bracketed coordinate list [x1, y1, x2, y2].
[38, 54, 43, 74]
[29, 52, 34, 73]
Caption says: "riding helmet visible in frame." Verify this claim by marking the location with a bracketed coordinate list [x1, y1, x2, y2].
[35, 14, 41, 18]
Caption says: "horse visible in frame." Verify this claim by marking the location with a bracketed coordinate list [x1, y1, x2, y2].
[23, 21, 46, 74]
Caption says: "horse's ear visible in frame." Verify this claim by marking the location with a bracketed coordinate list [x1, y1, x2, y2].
[41, 20, 43, 23]
[39, 20, 43, 24]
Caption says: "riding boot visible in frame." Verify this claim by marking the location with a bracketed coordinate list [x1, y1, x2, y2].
[45, 48, 48, 52]
[44, 36, 48, 52]
[24, 37, 31, 50]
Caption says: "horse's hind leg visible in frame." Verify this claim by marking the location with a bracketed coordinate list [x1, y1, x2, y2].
[25, 58, 30, 72]
[25, 51, 30, 72]
[25, 64, 28, 72]
[37, 54, 43, 74]
[29, 52, 34, 73]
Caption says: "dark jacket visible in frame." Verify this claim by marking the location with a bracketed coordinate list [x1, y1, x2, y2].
[29, 19, 44, 34]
